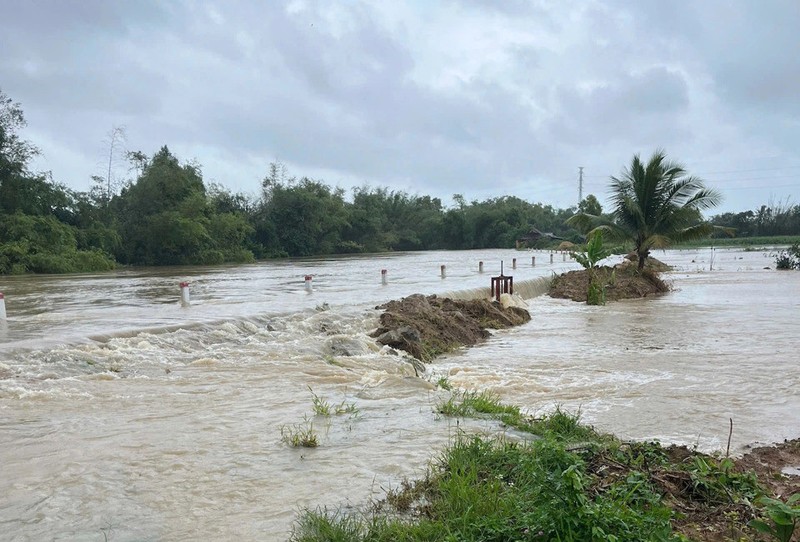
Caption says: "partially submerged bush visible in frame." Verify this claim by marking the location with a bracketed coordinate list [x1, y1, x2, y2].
[775, 243, 800, 269]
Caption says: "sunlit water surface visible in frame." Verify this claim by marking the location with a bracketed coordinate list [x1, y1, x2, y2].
[0, 248, 797, 540]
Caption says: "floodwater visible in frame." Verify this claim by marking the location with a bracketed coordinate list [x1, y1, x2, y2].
[0, 248, 797, 540]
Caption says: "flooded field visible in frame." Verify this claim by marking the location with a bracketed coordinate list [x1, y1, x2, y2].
[1, 247, 797, 540]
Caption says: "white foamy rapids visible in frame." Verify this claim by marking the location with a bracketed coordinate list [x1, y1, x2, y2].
[0, 306, 421, 393]
[440, 276, 553, 301]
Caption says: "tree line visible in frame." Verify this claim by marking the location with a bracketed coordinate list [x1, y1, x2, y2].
[2, 89, 798, 275]
[1, 90, 587, 274]
[709, 200, 800, 238]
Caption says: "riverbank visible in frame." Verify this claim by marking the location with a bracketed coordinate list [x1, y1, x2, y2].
[675, 235, 800, 249]
[291, 393, 800, 542]
[304, 288, 800, 541]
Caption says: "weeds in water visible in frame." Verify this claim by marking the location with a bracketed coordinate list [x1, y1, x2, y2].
[775, 243, 800, 269]
[291, 507, 367, 542]
[334, 400, 360, 417]
[437, 392, 598, 444]
[281, 419, 319, 448]
[434, 375, 452, 390]
[436, 389, 519, 420]
[308, 386, 332, 416]
[308, 386, 359, 418]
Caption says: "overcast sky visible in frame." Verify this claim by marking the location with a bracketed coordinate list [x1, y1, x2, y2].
[2, 0, 799, 214]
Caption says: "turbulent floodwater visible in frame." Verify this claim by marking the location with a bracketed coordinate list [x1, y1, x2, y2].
[0, 248, 798, 541]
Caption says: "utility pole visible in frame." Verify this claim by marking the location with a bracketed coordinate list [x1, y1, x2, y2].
[578, 166, 584, 204]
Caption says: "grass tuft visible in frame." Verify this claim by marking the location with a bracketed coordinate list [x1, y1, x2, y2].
[281, 420, 319, 448]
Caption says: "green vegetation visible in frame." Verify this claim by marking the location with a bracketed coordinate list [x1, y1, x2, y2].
[5, 89, 800, 275]
[309, 387, 332, 417]
[571, 230, 612, 305]
[775, 243, 800, 270]
[333, 401, 360, 417]
[0, 89, 591, 274]
[710, 199, 800, 238]
[570, 150, 725, 271]
[291, 392, 798, 541]
[280, 420, 319, 448]
[674, 235, 800, 248]
[309, 387, 360, 418]
[434, 375, 452, 391]
[750, 494, 800, 542]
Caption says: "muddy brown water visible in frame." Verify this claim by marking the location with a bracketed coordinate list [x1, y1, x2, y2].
[0, 248, 797, 540]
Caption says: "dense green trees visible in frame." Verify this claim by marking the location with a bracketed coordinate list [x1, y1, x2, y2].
[711, 202, 800, 238]
[0, 90, 591, 274]
[578, 194, 602, 217]
[0, 89, 117, 274]
[111, 147, 256, 265]
[258, 177, 349, 257]
[569, 151, 723, 270]
[4, 90, 800, 276]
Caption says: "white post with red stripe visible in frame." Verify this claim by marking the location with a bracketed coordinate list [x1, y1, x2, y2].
[179, 282, 190, 307]
[304, 275, 313, 292]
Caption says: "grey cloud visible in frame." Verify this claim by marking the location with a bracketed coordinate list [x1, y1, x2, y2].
[1, 0, 798, 213]
[549, 67, 691, 145]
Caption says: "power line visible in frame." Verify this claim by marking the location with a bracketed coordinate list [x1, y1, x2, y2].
[584, 165, 800, 179]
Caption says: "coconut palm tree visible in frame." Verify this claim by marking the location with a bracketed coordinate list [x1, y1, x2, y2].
[569, 150, 724, 270]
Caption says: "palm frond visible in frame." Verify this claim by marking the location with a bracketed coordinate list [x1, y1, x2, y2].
[602, 150, 723, 260]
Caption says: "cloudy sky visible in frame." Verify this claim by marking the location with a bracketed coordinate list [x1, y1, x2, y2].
[2, 0, 799, 214]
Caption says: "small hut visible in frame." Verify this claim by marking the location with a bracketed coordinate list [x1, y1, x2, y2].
[516, 227, 565, 249]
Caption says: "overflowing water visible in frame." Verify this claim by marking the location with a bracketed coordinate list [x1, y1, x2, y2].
[1, 248, 797, 540]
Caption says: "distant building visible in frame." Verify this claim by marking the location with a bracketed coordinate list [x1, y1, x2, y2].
[515, 227, 565, 249]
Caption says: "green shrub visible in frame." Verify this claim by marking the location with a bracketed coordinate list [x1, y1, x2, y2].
[71, 249, 116, 271]
[223, 248, 255, 263]
[196, 249, 225, 265]
[587, 277, 606, 305]
[775, 243, 800, 269]
[751, 494, 800, 542]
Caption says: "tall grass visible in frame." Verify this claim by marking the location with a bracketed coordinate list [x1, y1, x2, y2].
[291, 431, 676, 541]
[290, 391, 781, 541]
[675, 235, 800, 248]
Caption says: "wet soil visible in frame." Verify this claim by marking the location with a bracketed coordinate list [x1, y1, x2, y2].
[371, 294, 530, 362]
[664, 439, 800, 541]
[549, 257, 671, 302]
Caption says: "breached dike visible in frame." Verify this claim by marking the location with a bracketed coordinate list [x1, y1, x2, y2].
[371, 293, 532, 362]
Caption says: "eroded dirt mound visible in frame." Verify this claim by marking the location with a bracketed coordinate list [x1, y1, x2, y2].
[549, 265, 670, 302]
[622, 253, 673, 272]
[372, 294, 531, 362]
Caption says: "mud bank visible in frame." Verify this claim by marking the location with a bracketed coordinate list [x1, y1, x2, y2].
[371, 293, 531, 362]
[549, 257, 671, 302]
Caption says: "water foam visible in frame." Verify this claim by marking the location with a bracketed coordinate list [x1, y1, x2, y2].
[440, 276, 553, 301]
